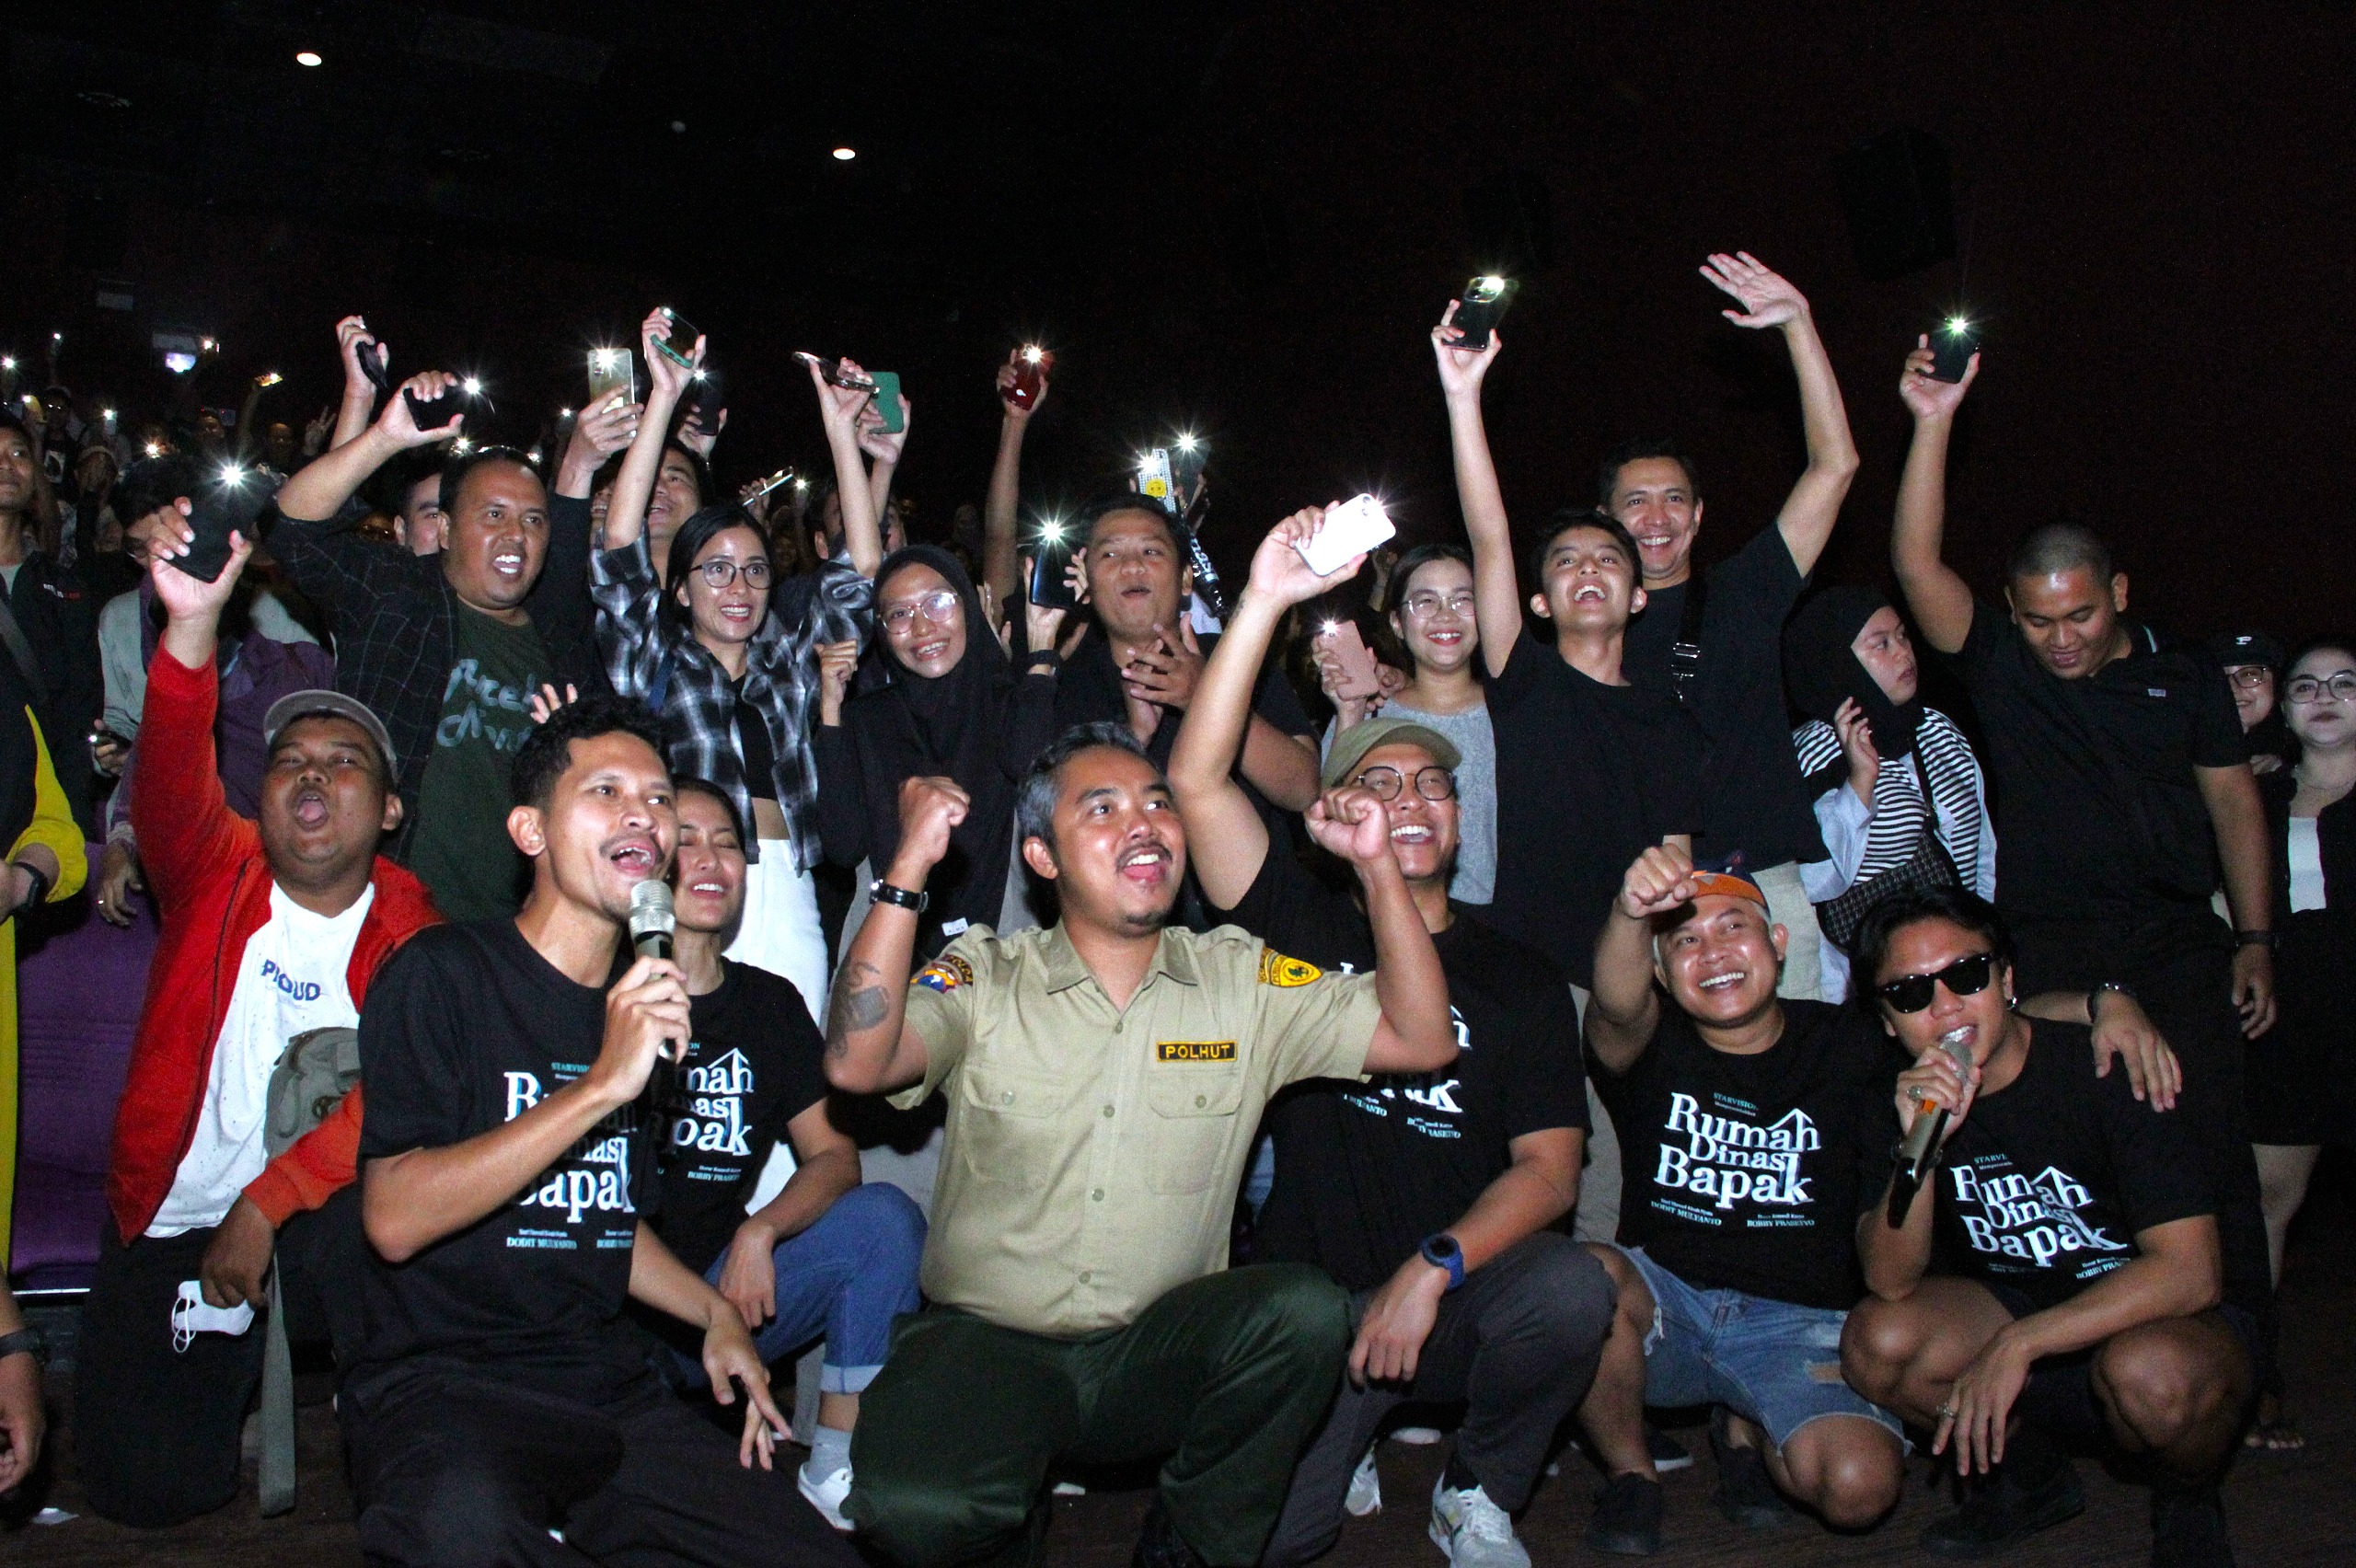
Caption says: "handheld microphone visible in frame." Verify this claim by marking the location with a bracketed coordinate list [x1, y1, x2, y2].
[627, 880, 684, 1118]
[1886, 1030, 1975, 1226]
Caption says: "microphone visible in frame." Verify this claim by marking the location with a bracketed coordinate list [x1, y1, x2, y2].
[627, 879, 684, 1121]
[1886, 1029, 1975, 1226]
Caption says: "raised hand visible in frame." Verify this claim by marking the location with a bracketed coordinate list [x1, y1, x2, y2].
[641, 309, 704, 403]
[1245, 507, 1357, 610]
[337, 316, 384, 398]
[997, 349, 1049, 419]
[894, 776, 971, 876]
[677, 405, 726, 459]
[809, 355, 876, 434]
[1018, 563, 1068, 656]
[856, 391, 911, 466]
[1900, 336, 1978, 422]
[148, 525, 252, 624]
[1305, 784, 1395, 867]
[380, 372, 466, 445]
[572, 392, 641, 463]
[1430, 298, 1503, 399]
[815, 640, 860, 725]
[1122, 621, 1204, 711]
[526, 684, 580, 725]
[302, 405, 333, 456]
[1700, 250, 1809, 329]
[1617, 843, 1698, 920]
[1833, 697, 1880, 803]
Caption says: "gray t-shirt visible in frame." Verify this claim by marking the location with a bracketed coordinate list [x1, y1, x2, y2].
[1322, 699, 1496, 905]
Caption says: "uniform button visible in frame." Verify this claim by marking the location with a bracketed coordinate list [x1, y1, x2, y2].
[1195, 1094, 1207, 1108]
[1079, 1270, 1093, 1284]
[1091, 1187, 1104, 1202]
[1000, 1090, 1015, 1105]
[1102, 1103, 1115, 1118]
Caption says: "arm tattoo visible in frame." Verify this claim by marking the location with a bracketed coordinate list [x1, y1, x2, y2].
[825, 962, 888, 1060]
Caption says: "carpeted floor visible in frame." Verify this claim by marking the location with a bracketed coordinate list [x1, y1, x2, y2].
[13, 1165, 2356, 1567]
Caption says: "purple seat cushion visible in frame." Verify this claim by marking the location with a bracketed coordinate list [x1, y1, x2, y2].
[11, 845, 156, 1286]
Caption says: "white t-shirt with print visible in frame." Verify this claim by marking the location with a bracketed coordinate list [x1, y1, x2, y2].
[146, 882, 375, 1237]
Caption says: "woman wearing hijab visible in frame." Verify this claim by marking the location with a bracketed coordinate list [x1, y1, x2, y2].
[813, 546, 1066, 959]
[1783, 585, 1992, 1000]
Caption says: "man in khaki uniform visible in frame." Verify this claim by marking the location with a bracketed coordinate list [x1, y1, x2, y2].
[826, 720, 1459, 1568]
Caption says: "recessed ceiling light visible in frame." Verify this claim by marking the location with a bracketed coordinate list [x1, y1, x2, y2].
[294, 51, 323, 67]
[831, 146, 857, 161]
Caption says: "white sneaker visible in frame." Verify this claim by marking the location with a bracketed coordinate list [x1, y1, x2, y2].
[799, 1461, 854, 1531]
[1345, 1447, 1382, 1516]
[1392, 1425, 1445, 1446]
[1427, 1479, 1530, 1568]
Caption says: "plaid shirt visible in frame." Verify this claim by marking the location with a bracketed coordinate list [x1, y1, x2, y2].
[268, 493, 608, 850]
[589, 538, 871, 870]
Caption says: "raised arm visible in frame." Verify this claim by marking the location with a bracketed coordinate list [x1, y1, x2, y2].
[1303, 783, 1455, 1073]
[276, 371, 464, 525]
[1699, 253, 1859, 575]
[858, 389, 911, 544]
[1890, 338, 1981, 653]
[1585, 845, 1696, 1073]
[982, 352, 1045, 607]
[554, 390, 642, 502]
[822, 777, 965, 1094]
[601, 309, 703, 555]
[1170, 509, 1357, 908]
[2198, 761, 2277, 1039]
[808, 357, 886, 578]
[331, 317, 381, 452]
[1431, 306, 1519, 679]
[364, 954, 687, 1263]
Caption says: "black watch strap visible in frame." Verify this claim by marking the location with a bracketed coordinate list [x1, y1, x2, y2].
[0, 1326, 47, 1367]
[10, 861, 49, 913]
[1025, 648, 1062, 671]
[2235, 929, 2277, 951]
[870, 879, 929, 914]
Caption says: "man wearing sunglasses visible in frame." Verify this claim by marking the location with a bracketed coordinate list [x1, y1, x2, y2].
[1578, 843, 1905, 1544]
[1172, 511, 1615, 1565]
[1844, 888, 2256, 1568]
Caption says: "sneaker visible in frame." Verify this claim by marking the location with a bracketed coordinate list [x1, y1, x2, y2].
[1428, 1478, 1530, 1568]
[1646, 1424, 1694, 1473]
[2150, 1487, 2234, 1568]
[1707, 1409, 1795, 1530]
[1584, 1472, 1665, 1557]
[798, 1460, 854, 1532]
[1392, 1425, 1445, 1446]
[1345, 1446, 1383, 1517]
[1133, 1501, 1207, 1568]
[1921, 1458, 2084, 1557]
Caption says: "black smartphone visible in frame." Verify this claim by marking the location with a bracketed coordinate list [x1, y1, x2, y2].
[357, 335, 395, 395]
[172, 467, 272, 583]
[359, 338, 458, 432]
[1449, 275, 1519, 352]
[652, 308, 700, 368]
[1028, 522, 1080, 610]
[793, 352, 876, 392]
[1930, 317, 1981, 383]
[683, 365, 721, 421]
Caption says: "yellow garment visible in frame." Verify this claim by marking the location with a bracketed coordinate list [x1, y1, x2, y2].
[0, 711, 93, 1264]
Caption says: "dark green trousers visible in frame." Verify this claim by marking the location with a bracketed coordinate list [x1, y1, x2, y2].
[846, 1263, 1349, 1568]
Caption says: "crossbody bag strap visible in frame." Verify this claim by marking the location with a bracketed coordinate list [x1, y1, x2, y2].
[0, 594, 50, 708]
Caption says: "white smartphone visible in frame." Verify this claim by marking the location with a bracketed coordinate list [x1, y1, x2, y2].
[1297, 494, 1394, 578]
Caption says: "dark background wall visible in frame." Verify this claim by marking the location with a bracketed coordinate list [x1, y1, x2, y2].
[8, 2, 2350, 643]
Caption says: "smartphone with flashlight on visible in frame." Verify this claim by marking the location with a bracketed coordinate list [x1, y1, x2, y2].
[651, 307, 701, 369]
[868, 371, 905, 434]
[1317, 620, 1382, 701]
[1007, 345, 1053, 409]
[1449, 275, 1519, 352]
[1028, 518, 1081, 610]
[1170, 439, 1207, 517]
[793, 352, 876, 393]
[1138, 448, 1175, 512]
[587, 347, 635, 408]
[1297, 494, 1395, 578]
[744, 467, 795, 505]
[174, 467, 271, 583]
[1930, 317, 1981, 383]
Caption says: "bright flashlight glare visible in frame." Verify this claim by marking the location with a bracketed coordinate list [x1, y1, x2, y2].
[0, 359, 13, 371]
[462, 377, 483, 397]
[201, 338, 216, 352]
[558, 407, 572, 419]
[1022, 344, 1044, 363]
[51, 332, 62, 343]
[295, 50, 323, 67]
[218, 464, 245, 486]
[144, 443, 162, 457]
[452, 436, 473, 455]
[1176, 433, 1198, 452]
[1039, 519, 1066, 543]
[102, 408, 115, 421]
[832, 146, 857, 161]
[1476, 275, 1506, 290]
[1321, 621, 1341, 637]
[793, 478, 809, 490]
[1946, 316, 1970, 335]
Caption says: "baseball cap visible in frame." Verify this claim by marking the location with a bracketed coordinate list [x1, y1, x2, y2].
[1688, 851, 1767, 907]
[2206, 630, 2282, 670]
[1321, 716, 1462, 790]
[263, 690, 398, 778]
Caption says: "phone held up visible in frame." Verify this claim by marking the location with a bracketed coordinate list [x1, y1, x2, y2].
[1297, 494, 1395, 579]
[587, 347, 636, 409]
[794, 352, 877, 393]
[1449, 275, 1519, 352]
[651, 307, 701, 369]
[1028, 518, 1080, 612]
[867, 371, 905, 435]
[1318, 620, 1382, 701]
[1930, 316, 1981, 383]
[360, 335, 463, 432]
[172, 465, 276, 583]
[1006, 345, 1053, 410]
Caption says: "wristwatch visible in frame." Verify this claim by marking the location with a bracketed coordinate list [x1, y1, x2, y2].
[0, 1326, 48, 1369]
[2087, 980, 2138, 1019]
[8, 860, 49, 915]
[1418, 1233, 1466, 1292]
[869, 880, 929, 914]
[2234, 929, 2277, 951]
[1025, 648, 1063, 671]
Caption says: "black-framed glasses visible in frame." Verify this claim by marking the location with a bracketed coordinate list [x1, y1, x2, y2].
[2224, 665, 2272, 691]
[1875, 951, 1996, 1014]
[2286, 672, 2356, 705]
[1352, 765, 1456, 802]
[883, 589, 960, 629]
[694, 557, 771, 588]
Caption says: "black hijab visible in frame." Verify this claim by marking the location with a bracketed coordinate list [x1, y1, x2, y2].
[1783, 585, 1925, 795]
[849, 547, 1021, 927]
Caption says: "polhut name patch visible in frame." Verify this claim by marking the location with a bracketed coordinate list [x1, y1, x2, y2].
[1157, 1040, 1237, 1064]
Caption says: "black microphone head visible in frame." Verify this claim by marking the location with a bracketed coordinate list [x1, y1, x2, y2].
[628, 877, 676, 943]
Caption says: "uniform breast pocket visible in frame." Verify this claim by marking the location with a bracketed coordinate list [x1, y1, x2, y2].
[956, 1061, 1080, 1192]
[1145, 1067, 1246, 1194]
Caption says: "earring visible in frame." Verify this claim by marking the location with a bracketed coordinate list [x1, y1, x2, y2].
[2004, 993, 2018, 1010]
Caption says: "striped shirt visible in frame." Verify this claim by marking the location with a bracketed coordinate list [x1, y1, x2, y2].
[1794, 707, 1994, 902]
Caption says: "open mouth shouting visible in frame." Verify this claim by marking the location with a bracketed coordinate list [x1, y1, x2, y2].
[1116, 839, 1174, 888]
[488, 546, 527, 585]
[1570, 581, 1608, 605]
[606, 833, 663, 879]
[1390, 823, 1434, 846]
[291, 785, 330, 831]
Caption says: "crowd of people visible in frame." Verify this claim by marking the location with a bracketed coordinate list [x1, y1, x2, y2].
[0, 245, 2342, 1568]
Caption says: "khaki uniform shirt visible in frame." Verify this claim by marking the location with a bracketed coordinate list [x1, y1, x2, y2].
[894, 920, 1381, 1337]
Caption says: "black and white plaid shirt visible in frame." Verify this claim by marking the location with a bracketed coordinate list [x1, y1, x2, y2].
[590, 538, 871, 870]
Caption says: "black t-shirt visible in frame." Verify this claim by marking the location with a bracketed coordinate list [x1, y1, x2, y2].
[1211, 850, 1587, 1291]
[1946, 605, 2246, 925]
[1597, 999, 1888, 1310]
[1054, 628, 1314, 770]
[1623, 528, 1824, 868]
[1486, 630, 1709, 986]
[652, 962, 830, 1275]
[1900, 1021, 2220, 1313]
[352, 920, 654, 1404]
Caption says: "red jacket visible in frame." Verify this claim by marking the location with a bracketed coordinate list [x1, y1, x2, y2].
[107, 647, 440, 1244]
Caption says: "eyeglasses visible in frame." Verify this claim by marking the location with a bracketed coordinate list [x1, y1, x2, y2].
[884, 590, 960, 629]
[2286, 672, 2356, 705]
[1875, 951, 1996, 1014]
[1352, 765, 1456, 802]
[694, 557, 771, 589]
[2225, 665, 2272, 691]
[1401, 590, 1476, 619]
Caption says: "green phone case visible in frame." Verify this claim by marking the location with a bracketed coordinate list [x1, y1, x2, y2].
[870, 371, 904, 433]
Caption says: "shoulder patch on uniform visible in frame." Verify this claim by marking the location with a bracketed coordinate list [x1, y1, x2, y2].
[1258, 948, 1322, 987]
[913, 954, 974, 992]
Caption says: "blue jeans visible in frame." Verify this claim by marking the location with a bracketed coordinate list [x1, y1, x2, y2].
[1615, 1244, 1902, 1449]
[674, 1182, 926, 1395]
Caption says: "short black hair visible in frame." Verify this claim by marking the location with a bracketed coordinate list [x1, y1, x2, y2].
[1529, 508, 1644, 589]
[438, 446, 545, 517]
[661, 504, 768, 635]
[672, 776, 746, 845]
[1015, 721, 1155, 851]
[373, 449, 447, 519]
[1598, 438, 1703, 508]
[116, 452, 202, 523]
[510, 693, 668, 813]
[2006, 522, 2115, 584]
[1850, 886, 2015, 994]
[1074, 490, 1188, 556]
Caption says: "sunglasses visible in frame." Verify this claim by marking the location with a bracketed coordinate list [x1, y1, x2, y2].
[1875, 951, 1996, 1014]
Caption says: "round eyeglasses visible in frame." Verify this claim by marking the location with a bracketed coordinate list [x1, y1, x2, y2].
[1351, 765, 1456, 802]
[694, 557, 771, 589]
[884, 589, 961, 630]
